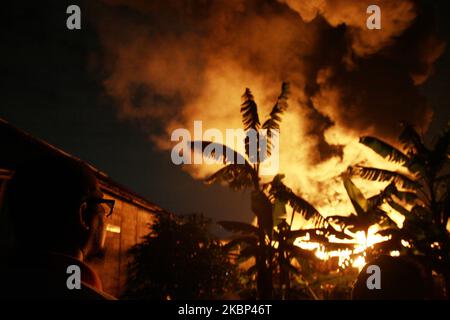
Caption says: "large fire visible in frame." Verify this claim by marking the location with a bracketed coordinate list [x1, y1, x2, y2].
[295, 225, 391, 271]
[163, 76, 408, 270]
[174, 106, 406, 270]
[92, 0, 444, 270]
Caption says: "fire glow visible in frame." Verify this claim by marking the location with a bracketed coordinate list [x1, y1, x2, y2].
[294, 225, 391, 271]
[93, 0, 445, 270]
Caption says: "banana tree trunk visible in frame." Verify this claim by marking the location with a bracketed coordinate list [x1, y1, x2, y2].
[256, 230, 273, 299]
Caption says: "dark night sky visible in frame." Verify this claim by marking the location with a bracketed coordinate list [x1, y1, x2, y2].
[1, 1, 449, 234]
[1, 0, 252, 234]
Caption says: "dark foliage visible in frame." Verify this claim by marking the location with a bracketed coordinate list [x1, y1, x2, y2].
[123, 213, 240, 300]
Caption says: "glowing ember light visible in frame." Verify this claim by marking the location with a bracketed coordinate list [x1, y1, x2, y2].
[294, 225, 390, 271]
[431, 242, 441, 249]
[401, 240, 411, 248]
[352, 256, 366, 271]
[390, 250, 400, 257]
[315, 249, 328, 260]
[352, 226, 390, 251]
[106, 224, 121, 234]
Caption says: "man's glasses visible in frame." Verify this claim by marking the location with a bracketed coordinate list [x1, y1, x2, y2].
[86, 198, 115, 218]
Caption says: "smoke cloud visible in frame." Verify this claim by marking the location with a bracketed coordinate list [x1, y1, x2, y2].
[87, 0, 445, 219]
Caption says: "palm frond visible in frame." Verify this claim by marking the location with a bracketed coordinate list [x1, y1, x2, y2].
[327, 213, 371, 233]
[241, 88, 260, 132]
[325, 225, 354, 240]
[327, 215, 359, 229]
[367, 182, 418, 208]
[385, 183, 418, 204]
[399, 122, 428, 156]
[190, 141, 247, 165]
[367, 193, 385, 208]
[371, 208, 397, 227]
[266, 175, 325, 225]
[205, 164, 257, 190]
[343, 177, 369, 217]
[352, 165, 420, 190]
[286, 192, 325, 226]
[262, 82, 290, 156]
[360, 136, 409, 164]
[386, 198, 414, 219]
[223, 236, 258, 251]
[218, 221, 259, 235]
[285, 228, 325, 241]
[286, 244, 316, 262]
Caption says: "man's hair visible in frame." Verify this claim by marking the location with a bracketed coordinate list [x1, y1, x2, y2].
[6, 156, 98, 249]
[352, 255, 427, 299]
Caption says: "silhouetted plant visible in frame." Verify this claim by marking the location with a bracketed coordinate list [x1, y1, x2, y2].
[189, 83, 329, 299]
[352, 121, 450, 297]
[327, 175, 397, 247]
[218, 174, 352, 299]
[123, 213, 240, 300]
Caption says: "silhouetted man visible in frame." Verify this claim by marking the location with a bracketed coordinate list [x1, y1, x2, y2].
[352, 255, 427, 300]
[1, 156, 116, 299]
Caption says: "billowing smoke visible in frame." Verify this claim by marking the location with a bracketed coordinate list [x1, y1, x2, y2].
[87, 0, 445, 220]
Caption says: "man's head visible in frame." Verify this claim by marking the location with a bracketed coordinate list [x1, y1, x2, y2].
[352, 255, 427, 299]
[6, 156, 110, 258]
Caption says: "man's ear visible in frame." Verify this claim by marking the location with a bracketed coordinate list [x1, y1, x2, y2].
[79, 202, 90, 231]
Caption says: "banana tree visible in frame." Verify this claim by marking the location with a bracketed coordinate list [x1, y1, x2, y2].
[220, 174, 352, 299]
[188, 83, 326, 298]
[327, 176, 397, 251]
[219, 216, 345, 299]
[353, 121, 450, 297]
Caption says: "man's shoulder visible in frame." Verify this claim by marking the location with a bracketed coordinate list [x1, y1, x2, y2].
[79, 282, 117, 300]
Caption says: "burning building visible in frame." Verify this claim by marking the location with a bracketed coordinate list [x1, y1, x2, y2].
[0, 118, 166, 297]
